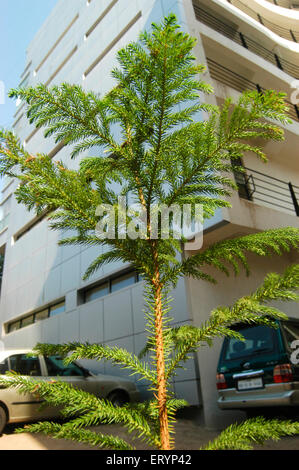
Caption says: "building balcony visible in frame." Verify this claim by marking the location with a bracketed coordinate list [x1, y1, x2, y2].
[265, 0, 299, 9]
[206, 58, 299, 122]
[235, 167, 299, 217]
[227, 0, 299, 42]
[193, 3, 299, 78]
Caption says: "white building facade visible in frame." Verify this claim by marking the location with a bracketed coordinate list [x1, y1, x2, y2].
[0, 0, 298, 430]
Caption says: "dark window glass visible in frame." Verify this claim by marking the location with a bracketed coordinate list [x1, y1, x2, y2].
[223, 325, 276, 361]
[85, 282, 109, 303]
[0, 359, 9, 374]
[49, 302, 65, 317]
[45, 355, 86, 377]
[21, 315, 34, 328]
[35, 309, 49, 322]
[9, 354, 41, 376]
[8, 321, 21, 333]
[111, 272, 135, 293]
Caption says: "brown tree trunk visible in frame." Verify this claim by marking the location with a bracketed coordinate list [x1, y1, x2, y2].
[152, 245, 171, 450]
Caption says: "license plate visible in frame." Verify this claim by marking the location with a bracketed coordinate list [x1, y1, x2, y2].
[237, 377, 263, 391]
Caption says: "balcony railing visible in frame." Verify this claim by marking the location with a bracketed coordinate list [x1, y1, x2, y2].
[227, 0, 299, 42]
[266, 0, 299, 9]
[193, 4, 299, 78]
[235, 167, 299, 216]
[207, 58, 299, 122]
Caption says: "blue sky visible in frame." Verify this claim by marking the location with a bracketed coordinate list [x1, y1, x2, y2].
[0, 0, 59, 129]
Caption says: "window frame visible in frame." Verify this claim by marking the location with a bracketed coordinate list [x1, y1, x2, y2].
[6, 300, 65, 334]
[8, 353, 43, 377]
[82, 269, 142, 304]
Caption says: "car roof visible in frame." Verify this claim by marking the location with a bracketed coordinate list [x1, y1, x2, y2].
[228, 317, 299, 330]
[0, 349, 34, 362]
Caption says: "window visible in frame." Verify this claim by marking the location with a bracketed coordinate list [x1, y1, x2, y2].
[8, 321, 21, 333]
[85, 282, 109, 303]
[49, 302, 65, 317]
[35, 309, 49, 322]
[9, 354, 41, 376]
[111, 272, 136, 293]
[21, 315, 34, 328]
[223, 325, 276, 361]
[44, 355, 88, 377]
[0, 359, 9, 374]
[6, 300, 65, 333]
[81, 269, 143, 304]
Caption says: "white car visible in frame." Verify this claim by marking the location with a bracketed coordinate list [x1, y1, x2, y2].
[0, 349, 140, 433]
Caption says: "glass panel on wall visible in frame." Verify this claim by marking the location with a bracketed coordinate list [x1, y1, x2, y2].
[8, 321, 21, 333]
[85, 282, 109, 303]
[49, 302, 65, 317]
[21, 315, 34, 328]
[35, 309, 49, 322]
[111, 272, 136, 293]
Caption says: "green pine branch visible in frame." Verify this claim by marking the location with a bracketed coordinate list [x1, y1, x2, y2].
[0, 373, 160, 448]
[202, 417, 299, 450]
[164, 264, 299, 378]
[16, 421, 134, 450]
[31, 342, 156, 384]
[168, 227, 299, 284]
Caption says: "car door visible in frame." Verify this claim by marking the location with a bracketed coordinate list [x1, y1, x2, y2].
[4, 353, 49, 422]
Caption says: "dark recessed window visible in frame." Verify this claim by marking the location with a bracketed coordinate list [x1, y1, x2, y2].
[85, 282, 109, 303]
[6, 300, 65, 333]
[81, 270, 143, 305]
[35, 309, 49, 322]
[49, 302, 65, 317]
[21, 315, 34, 328]
[8, 321, 21, 333]
[111, 272, 136, 293]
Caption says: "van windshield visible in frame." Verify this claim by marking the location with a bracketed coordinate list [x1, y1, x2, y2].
[222, 325, 277, 361]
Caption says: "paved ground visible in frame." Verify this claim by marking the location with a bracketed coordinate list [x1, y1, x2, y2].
[1, 418, 299, 450]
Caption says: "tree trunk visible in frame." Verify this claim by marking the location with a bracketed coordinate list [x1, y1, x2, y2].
[152, 246, 171, 450]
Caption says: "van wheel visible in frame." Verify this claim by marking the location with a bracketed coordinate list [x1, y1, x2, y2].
[0, 406, 7, 434]
[108, 391, 128, 407]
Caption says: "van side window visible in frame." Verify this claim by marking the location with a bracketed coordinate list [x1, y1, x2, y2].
[9, 354, 41, 376]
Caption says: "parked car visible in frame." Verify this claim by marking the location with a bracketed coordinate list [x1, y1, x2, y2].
[0, 349, 140, 433]
[216, 318, 299, 415]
